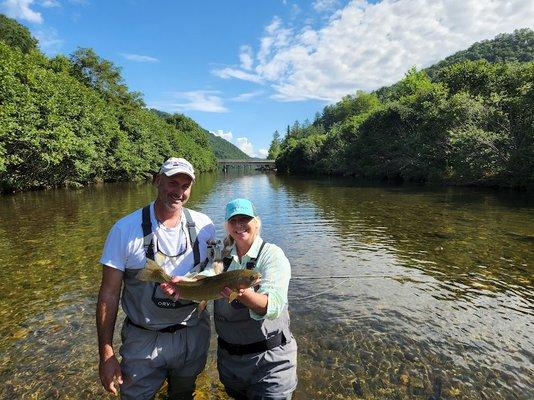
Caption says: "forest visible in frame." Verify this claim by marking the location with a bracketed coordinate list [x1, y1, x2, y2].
[0, 15, 228, 193]
[269, 29, 534, 189]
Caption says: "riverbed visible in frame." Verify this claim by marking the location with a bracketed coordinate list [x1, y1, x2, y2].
[0, 172, 532, 399]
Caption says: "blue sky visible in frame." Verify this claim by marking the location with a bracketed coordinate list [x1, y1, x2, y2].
[2, 0, 533, 157]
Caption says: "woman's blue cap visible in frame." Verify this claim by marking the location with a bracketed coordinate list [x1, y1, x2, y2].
[225, 198, 256, 221]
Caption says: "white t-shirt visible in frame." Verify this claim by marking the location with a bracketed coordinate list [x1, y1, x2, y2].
[100, 202, 216, 276]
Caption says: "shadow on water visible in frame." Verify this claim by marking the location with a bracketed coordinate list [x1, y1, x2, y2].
[0, 171, 532, 399]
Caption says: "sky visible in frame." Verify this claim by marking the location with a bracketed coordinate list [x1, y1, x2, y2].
[1, 0, 533, 158]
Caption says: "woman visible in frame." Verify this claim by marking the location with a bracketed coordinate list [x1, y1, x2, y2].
[214, 198, 298, 399]
[164, 198, 298, 399]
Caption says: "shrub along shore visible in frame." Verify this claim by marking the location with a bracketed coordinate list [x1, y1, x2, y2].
[268, 29, 534, 190]
[0, 15, 216, 193]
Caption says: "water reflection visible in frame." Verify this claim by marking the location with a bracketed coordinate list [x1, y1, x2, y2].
[0, 172, 532, 399]
[262, 175, 533, 399]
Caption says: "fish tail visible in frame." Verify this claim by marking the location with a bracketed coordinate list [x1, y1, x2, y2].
[136, 259, 171, 283]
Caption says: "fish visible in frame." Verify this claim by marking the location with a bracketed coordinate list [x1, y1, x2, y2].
[136, 252, 261, 307]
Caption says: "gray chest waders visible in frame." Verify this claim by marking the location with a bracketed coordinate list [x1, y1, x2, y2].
[215, 241, 291, 355]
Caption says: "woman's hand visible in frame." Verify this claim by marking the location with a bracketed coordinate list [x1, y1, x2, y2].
[219, 286, 267, 316]
[219, 286, 246, 300]
[160, 276, 185, 301]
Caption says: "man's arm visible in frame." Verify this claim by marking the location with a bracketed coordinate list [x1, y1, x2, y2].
[96, 265, 124, 395]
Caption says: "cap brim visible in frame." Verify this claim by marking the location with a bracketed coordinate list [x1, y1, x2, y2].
[226, 211, 255, 221]
[161, 169, 195, 180]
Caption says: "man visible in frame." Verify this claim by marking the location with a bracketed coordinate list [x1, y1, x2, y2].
[96, 157, 216, 399]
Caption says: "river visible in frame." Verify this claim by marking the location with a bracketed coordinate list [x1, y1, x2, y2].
[0, 172, 532, 399]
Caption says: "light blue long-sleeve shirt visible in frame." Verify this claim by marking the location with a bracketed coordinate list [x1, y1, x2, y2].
[202, 235, 291, 320]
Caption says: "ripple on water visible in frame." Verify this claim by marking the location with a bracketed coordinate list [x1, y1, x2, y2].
[1, 174, 533, 399]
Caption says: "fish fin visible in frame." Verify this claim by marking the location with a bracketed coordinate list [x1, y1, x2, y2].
[228, 290, 239, 302]
[154, 251, 166, 266]
[180, 276, 198, 282]
[197, 300, 208, 316]
[136, 258, 171, 283]
[212, 260, 224, 275]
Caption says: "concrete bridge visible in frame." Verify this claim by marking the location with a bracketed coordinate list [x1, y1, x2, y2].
[217, 159, 276, 172]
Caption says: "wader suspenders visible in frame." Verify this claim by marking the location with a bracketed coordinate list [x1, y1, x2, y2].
[140, 205, 202, 311]
[141, 205, 201, 267]
[141, 205, 155, 260]
[182, 208, 202, 270]
[222, 240, 266, 272]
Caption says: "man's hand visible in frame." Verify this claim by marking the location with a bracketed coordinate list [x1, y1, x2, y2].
[99, 354, 123, 396]
[160, 276, 185, 301]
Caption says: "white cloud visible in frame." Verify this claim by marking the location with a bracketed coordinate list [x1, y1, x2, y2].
[212, 129, 233, 142]
[212, 130, 265, 158]
[120, 53, 159, 63]
[236, 137, 255, 157]
[313, 0, 338, 12]
[149, 91, 227, 113]
[239, 45, 254, 70]
[212, 67, 263, 83]
[1, 0, 43, 23]
[40, 0, 59, 7]
[215, 0, 534, 102]
[34, 27, 62, 51]
[231, 91, 264, 102]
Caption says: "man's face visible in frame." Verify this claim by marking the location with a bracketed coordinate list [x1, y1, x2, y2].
[155, 173, 193, 212]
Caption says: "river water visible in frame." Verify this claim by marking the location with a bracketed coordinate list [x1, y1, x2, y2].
[0, 172, 532, 399]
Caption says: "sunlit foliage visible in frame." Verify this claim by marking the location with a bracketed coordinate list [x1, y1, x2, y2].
[272, 29, 534, 189]
[0, 15, 217, 192]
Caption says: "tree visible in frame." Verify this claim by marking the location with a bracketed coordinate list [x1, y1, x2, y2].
[69, 47, 144, 107]
[0, 14, 37, 53]
[166, 113, 210, 148]
[267, 130, 281, 160]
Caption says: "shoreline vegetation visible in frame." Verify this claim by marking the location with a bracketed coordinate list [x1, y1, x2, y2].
[0, 15, 220, 194]
[267, 29, 534, 191]
[1, 15, 533, 193]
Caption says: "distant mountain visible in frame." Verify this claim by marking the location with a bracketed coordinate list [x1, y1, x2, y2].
[207, 132, 251, 159]
[425, 28, 534, 77]
[148, 109, 250, 159]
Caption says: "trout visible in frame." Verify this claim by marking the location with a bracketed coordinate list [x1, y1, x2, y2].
[136, 253, 261, 305]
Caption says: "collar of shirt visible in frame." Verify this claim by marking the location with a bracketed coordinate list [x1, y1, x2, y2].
[230, 235, 264, 264]
[150, 201, 186, 231]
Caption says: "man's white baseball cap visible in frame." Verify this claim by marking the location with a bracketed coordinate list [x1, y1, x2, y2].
[159, 157, 195, 180]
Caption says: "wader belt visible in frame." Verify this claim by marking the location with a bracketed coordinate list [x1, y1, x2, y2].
[126, 317, 186, 333]
[142, 205, 201, 267]
[222, 241, 267, 272]
[218, 331, 286, 355]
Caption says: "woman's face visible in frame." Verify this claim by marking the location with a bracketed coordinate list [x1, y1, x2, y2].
[227, 215, 257, 246]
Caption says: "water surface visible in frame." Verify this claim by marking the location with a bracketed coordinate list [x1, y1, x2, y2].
[0, 172, 532, 399]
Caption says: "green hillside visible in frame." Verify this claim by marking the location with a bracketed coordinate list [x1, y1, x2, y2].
[148, 109, 250, 159]
[271, 29, 534, 189]
[426, 28, 534, 77]
[0, 15, 216, 192]
[208, 133, 250, 159]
